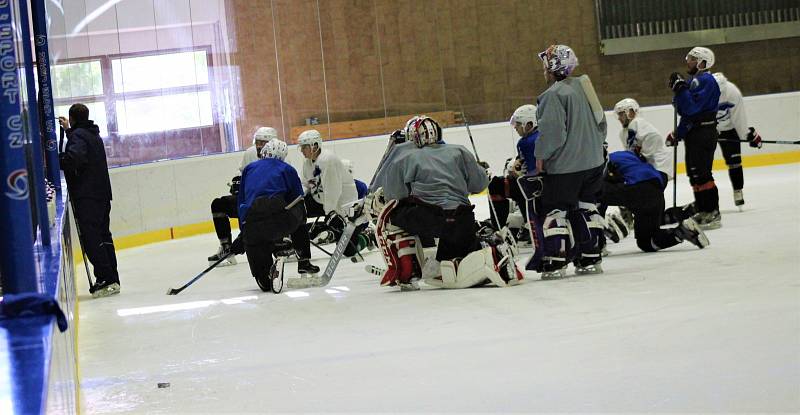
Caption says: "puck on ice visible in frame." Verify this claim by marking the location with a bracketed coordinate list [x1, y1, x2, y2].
[157, 382, 170, 388]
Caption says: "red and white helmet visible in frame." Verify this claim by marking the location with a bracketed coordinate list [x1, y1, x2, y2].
[406, 116, 442, 148]
[260, 139, 288, 161]
[538, 45, 579, 78]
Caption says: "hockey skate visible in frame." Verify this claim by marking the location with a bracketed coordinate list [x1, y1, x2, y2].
[674, 218, 710, 249]
[398, 278, 420, 292]
[692, 210, 721, 230]
[312, 229, 337, 245]
[574, 262, 603, 275]
[208, 244, 237, 267]
[90, 281, 120, 298]
[618, 206, 635, 230]
[540, 268, 567, 280]
[733, 189, 745, 210]
[286, 260, 321, 289]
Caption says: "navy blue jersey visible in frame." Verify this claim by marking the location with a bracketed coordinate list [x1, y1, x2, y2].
[238, 158, 303, 221]
[516, 129, 539, 175]
[673, 71, 720, 138]
[355, 179, 368, 199]
[608, 151, 665, 187]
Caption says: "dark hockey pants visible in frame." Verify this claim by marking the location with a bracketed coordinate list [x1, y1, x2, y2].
[488, 175, 527, 229]
[389, 199, 480, 262]
[718, 129, 744, 191]
[684, 124, 719, 213]
[243, 198, 310, 282]
[600, 179, 681, 252]
[74, 198, 120, 285]
[211, 194, 238, 242]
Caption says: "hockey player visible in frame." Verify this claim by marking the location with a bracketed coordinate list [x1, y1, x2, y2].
[601, 150, 708, 252]
[298, 129, 365, 256]
[377, 116, 519, 291]
[713, 72, 762, 209]
[614, 98, 672, 183]
[487, 104, 539, 233]
[667, 46, 722, 229]
[531, 45, 607, 279]
[238, 139, 319, 291]
[207, 126, 276, 266]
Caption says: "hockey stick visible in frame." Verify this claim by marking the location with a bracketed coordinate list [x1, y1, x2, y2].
[672, 104, 678, 209]
[459, 107, 503, 230]
[717, 138, 800, 145]
[167, 196, 304, 295]
[61, 127, 94, 288]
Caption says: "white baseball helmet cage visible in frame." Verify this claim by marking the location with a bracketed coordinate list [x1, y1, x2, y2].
[260, 139, 288, 161]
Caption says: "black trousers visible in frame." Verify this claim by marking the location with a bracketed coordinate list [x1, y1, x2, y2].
[390, 199, 480, 261]
[211, 194, 238, 241]
[684, 124, 719, 212]
[303, 194, 364, 257]
[245, 224, 311, 282]
[600, 179, 680, 252]
[538, 165, 605, 214]
[74, 198, 119, 284]
[718, 129, 744, 190]
[488, 175, 527, 228]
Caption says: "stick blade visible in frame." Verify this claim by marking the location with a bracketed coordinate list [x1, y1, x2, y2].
[166, 287, 180, 295]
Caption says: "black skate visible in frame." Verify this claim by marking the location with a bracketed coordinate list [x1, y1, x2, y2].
[287, 260, 322, 289]
[675, 218, 710, 249]
[733, 189, 745, 210]
[692, 210, 721, 230]
[90, 280, 121, 298]
[298, 259, 320, 275]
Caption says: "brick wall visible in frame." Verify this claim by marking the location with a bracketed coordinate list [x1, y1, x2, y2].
[228, 0, 800, 145]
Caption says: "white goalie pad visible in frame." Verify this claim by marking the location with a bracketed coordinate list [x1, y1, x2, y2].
[424, 247, 506, 289]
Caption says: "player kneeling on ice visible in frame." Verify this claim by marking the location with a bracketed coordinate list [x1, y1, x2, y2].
[238, 139, 320, 292]
[376, 116, 522, 291]
[600, 150, 709, 252]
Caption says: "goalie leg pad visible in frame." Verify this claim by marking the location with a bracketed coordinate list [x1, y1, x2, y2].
[571, 202, 605, 266]
[376, 200, 423, 286]
[540, 209, 572, 271]
[426, 247, 503, 289]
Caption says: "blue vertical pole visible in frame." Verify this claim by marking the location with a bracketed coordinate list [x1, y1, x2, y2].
[30, 0, 60, 193]
[0, 0, 38, 294]
[18, 0, 51, 244]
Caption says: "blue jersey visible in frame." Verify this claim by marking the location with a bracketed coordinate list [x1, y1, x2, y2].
[673, 71, 720, 138]
[516, 129, 539, 175]
[238, 158, 303, 221]
[608, 151, 664, 187]
[354, 179, 368, 199]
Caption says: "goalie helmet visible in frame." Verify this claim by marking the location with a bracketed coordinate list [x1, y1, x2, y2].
[260, 139, 288, 161]
[297, 129, 322, 148]
[253, 126, 278, 145]
[538, 45, 578, 78]
[686, 46, 714, 70]
[509, 104, 537, 128]
[613, 98, 639, 115]
[406, 116, 442, 148]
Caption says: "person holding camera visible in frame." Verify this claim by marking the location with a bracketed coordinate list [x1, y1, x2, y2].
[59, 103, 120, 298]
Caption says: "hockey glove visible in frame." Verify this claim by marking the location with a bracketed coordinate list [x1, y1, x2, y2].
[665, 132, 680, 147]
[747, 127, 763, 149]
[668, 72, 688, 92]
[231, 235, 245, 255]
[229, 175, 242, 195]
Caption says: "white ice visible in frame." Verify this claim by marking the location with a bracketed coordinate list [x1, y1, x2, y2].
[78, 163, 800, 413]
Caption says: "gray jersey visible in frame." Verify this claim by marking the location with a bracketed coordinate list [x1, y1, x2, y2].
[370, 141, 417, 192]
[535, 78, 606, 174]
[383, 143, 489, 210]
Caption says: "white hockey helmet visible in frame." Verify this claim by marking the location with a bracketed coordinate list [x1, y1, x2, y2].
[613, 98, 640, 115]
[260, 139, 288, 161]
[297, 129, 323, 148]
[406, 116, 442, 148]
[538, 45, 579, 78]
[686, 46, 715, 69]
[509, 104, 537, 128]
[253, 126, 278, 145]
[341, 159, 354, 174]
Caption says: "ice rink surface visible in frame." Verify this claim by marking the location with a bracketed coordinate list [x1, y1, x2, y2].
[78, 163, 800, 413]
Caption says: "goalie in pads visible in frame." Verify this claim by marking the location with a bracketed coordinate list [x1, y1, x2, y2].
[374, 116, 523, 291]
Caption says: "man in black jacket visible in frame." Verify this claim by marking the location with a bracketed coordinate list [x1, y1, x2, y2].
[59, 103, 120, 298]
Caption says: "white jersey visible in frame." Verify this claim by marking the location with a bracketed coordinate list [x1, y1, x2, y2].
[714, 72, 748, 139]
[239, 146, 259, 172]
[619, 117, 673, 179]
[302, 150, 358, 215]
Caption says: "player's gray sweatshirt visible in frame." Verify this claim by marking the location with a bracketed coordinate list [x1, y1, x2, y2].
[370, 141, 417, 192]
[383, 144, 489, 210]
[535, 78, 606, 174]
